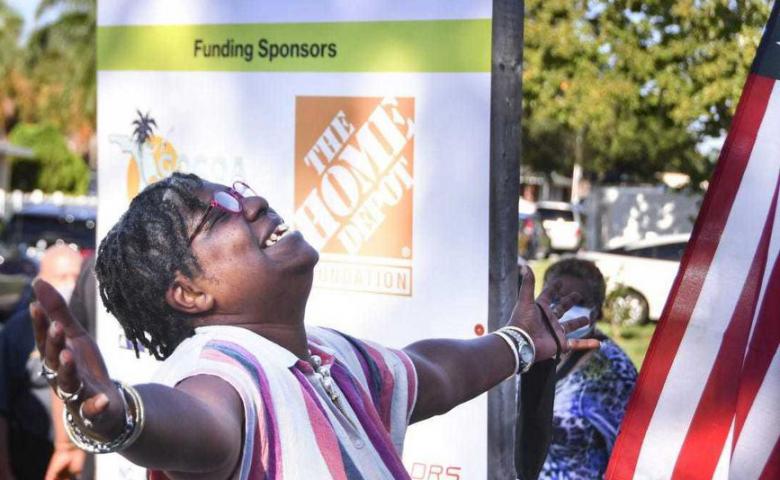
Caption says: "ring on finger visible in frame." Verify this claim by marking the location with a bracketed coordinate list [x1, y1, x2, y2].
[56, 382, 84, 404]
[40, 361, 58, 381]
[78, 403, 94, 429]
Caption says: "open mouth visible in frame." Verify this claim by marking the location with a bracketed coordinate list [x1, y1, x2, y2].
[263, 222, 294, 248]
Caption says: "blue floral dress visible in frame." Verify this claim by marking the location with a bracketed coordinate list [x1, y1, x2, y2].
[540, 336, 638, 480]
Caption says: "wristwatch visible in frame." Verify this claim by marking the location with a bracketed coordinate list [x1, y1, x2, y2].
[501, 327, 536, 374]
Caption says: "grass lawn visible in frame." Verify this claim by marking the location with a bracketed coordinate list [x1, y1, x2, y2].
[599, 321, 656, 369]
[528, 258, 656, 369]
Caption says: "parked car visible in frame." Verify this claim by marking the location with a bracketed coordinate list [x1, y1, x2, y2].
[536, 201, 583, 253]
[0, 203, 96, 322]
[0, 203, 96, 259]
[579, 233, 690, 325]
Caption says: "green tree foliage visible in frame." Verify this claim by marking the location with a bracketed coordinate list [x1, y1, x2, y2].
[9, 122, 89, 194]
[0, 2, 25, 133]
[523, 0, 771, 183]
[26, 0, 96, 131]
[0, 0, 94, 193]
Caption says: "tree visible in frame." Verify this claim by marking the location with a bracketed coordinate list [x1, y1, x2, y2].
[25, 0, 96, 152]
[522, 0, 770, 185]
[0, 1, 94, 194]
[0, 2, 26, 136]
[9, 122, 90, 194]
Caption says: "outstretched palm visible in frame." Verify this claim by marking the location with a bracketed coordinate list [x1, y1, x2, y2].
[30, 279, 125, 440]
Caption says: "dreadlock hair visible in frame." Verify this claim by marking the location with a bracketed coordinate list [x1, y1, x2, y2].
[95, 172, 208, 360]
[543, 257, 606, 315]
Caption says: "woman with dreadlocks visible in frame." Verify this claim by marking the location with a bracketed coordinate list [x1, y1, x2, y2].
[30, 173, 598, 479]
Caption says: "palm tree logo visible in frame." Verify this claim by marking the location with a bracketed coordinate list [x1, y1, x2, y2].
[132, 110, 157, 147]
[120, 110, 179, 199]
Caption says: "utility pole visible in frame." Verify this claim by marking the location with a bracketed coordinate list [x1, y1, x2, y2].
[488, 1, 523, 478]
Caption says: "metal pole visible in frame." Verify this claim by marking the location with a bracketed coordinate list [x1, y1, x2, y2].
[488, 0, 523, 479]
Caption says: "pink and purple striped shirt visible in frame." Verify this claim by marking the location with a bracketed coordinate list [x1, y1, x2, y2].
[149, 325, 418, 479]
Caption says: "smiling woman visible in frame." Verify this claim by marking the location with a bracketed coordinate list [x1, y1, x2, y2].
[29, 172, 599, 479]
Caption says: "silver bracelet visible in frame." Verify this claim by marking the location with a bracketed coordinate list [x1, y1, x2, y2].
[497, 326, 536, 374]
[122, 384, 145, 448]
[502, 326, 536, 365]
[63, 380, 144, 454]
[493, 331, 521, 377]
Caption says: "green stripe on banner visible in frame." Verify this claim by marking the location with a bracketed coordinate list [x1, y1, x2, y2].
[98, 19, 491, 72]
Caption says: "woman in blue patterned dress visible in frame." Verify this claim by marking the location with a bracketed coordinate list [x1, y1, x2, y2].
[540, 259, 638, 480]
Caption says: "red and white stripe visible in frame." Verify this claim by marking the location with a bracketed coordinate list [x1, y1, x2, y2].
[606, 68, 780, 479]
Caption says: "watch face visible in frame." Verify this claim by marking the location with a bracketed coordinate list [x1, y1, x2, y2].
[519, 344, 535, 364]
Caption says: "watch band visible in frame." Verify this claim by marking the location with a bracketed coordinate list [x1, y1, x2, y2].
[503, 326, 536, 358]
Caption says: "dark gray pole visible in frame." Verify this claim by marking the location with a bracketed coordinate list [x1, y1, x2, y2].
[488, 0, 523, 479]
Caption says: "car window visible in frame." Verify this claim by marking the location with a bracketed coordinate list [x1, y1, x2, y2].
[537, 208, 574, 222]
[654, 242, 687, 261]
[2, 214, 96, 249]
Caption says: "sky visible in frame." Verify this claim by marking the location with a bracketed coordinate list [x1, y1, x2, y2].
[7, 0, 60, 41]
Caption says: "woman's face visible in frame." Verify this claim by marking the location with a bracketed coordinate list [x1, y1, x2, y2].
[185, 180, 319, 319]
[547, 274, 600, 321]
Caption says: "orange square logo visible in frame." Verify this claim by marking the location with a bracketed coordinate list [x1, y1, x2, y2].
[294, 96, 415, 296]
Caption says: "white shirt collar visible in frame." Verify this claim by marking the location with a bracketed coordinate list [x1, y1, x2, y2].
[194, 325, 300, 368]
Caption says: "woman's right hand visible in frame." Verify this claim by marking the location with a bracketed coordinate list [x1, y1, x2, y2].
[32, 280, 245, 477]
[30, 279, 126, 441]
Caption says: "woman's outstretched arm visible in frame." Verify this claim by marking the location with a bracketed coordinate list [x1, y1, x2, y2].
[30, 280, 243, 480]
[404, 267, 599, 423]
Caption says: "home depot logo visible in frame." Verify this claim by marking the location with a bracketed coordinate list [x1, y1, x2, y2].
[294, 96, 415, 296]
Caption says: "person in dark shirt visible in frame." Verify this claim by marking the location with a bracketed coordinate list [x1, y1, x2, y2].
[0, 296, 54, 479]
[0, 245, 82, 479]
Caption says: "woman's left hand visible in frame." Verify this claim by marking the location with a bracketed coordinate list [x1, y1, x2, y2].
[509, 266, 600, 362]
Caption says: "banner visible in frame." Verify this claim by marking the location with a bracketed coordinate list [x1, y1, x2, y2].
[97, 2, 492, 478]
[606, 3, 780, 479]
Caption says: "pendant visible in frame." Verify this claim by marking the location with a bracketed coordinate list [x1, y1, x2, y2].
[310, 354, 340, 402]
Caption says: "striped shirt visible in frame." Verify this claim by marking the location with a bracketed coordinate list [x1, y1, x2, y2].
[149, 325, 418, 480]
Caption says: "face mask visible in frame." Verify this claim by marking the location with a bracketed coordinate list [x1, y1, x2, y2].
[54, 285, 75, 304]
[560, 305, 594, 339]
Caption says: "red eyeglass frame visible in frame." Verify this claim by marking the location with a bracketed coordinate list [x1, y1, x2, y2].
[188, 181, 257, 245]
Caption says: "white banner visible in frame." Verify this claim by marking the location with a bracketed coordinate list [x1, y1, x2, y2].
[97, 2, 492, 478]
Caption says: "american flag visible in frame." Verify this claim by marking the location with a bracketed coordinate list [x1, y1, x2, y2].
[606, 4, 780, 479]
